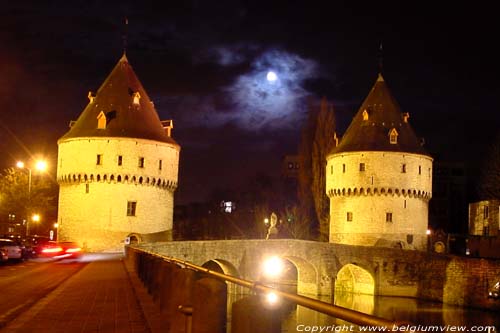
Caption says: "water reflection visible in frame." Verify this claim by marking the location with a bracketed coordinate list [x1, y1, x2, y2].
[226, 291, 499, 333]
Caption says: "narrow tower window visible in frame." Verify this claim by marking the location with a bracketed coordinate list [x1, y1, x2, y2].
[331, 165, 333, 175]
[418, 165, 421, 175]
[159, 159, 162, 171]
[346, 212, 353, 221]
[401, 164, 407, 173]
[85, 184, 89, 194]
[386, 212, 393, 222]
[359, 163, 366, 172]
[342, 164, 346, 173]
[138, 157, 145, 168]
[127, 201, 137, 216]
[96, 154, 103, 165]
[484, 205, 489, 219]
[118, 155, 123, 166]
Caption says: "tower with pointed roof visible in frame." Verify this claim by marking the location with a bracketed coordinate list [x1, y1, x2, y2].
[326, 74, 432, 250]
[56, 54, 180, 251]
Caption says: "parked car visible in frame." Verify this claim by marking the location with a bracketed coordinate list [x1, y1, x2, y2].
[0, 247, 8, 262]
[0, 238, 24, 260]
[39, 241, 83, 259]
[488, 281, 499, 300]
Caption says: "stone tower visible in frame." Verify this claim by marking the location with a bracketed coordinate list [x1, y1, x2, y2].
[57, 54, 180, 252]
[326, 74, 432, 250]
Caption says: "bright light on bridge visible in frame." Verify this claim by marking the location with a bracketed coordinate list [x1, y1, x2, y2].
[262, 256, 284, 278]
[265, 291, 279, 305]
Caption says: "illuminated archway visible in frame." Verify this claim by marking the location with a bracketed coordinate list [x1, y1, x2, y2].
[334, 264, 375, 314]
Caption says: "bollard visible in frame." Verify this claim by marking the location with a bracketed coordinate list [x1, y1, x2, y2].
[191, 277, 227, 333]
[231, 294, 281, 333]
[170, 268, 197, 332]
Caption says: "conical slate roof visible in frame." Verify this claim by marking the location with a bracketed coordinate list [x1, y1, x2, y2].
[331, 74, 428, 155]
[59, 54, 177, 145]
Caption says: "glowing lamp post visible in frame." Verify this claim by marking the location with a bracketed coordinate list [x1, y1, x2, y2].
[29, 213, 41, 237]
[16, 159, 48, 236]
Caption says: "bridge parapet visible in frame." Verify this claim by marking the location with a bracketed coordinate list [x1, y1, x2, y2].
[134, 239, 500, 310]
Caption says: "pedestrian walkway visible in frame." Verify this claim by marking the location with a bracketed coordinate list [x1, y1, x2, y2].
[1, 254, 162, 333]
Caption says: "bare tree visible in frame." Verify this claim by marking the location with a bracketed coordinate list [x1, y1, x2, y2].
[297, 97, 337, 241]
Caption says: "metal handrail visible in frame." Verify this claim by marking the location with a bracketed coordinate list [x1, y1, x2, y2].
[135, 247, 408, 329]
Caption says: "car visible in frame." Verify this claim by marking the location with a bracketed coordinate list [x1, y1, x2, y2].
[39, 241, 83, 259]
[0, 247, 8, 262]
[488, 281, 499, 300]
[0, 238, 24, 261]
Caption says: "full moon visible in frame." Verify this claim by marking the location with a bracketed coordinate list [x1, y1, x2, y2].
[266, 71, 277, 82]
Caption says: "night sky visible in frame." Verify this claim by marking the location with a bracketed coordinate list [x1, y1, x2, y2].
[0, 1, 498, 204]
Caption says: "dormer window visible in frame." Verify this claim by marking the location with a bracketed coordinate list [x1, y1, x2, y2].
[88, 91, 96, 103]
[132, 92, 141, 105]
[403, 112, 410, 123]
[97, 111, 107, 129]
[161, 120, 174, 137]
[362, 109, 369, 121]
[389, 128, 398, 144]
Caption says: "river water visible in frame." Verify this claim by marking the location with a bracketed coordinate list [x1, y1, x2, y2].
[281, 293, 500, 333]
[225, 291, 499, 333]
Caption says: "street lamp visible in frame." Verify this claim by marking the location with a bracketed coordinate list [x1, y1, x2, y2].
[16, 160, 48, 237]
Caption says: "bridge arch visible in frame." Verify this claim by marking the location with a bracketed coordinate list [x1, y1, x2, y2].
[202, 259, 241, 295]
[334, 263, 375, 314]
[282, 256, 318, 295]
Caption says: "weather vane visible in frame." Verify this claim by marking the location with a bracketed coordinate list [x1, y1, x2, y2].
[122, 17, 128, 55]
[378, 41, 383, 73]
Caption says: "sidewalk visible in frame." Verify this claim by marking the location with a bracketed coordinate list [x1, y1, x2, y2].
[1, 254, 163, 333]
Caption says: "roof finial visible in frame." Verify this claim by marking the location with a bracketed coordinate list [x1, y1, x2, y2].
[122, 17, 129, 55]
[378, 41, 383, 74]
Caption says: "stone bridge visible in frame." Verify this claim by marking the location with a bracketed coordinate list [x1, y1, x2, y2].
[132, 239, 500, 310]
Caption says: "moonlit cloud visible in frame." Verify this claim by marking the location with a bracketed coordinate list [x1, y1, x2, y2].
[224, 48, 319, 130]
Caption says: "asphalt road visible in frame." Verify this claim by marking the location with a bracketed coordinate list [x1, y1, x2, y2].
[0, 257, 87, 329]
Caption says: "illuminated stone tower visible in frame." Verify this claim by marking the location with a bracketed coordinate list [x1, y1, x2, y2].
[57, 54, 180, 251]
[326, 74, 432, 250]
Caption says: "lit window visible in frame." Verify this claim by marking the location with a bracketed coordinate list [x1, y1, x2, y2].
[402, 164, 407, 173]
[347, 212, 353, 221]
[138, 157, 145, 168]
[362, 109, 369, 121]
[359, 163, 365, 172]
[97, 111, 106, 129]
[118, 155, 123, 166]
[159, 160, 162, 170]
[132, 92, 141, 105]
[288, 162, 293, 169]
[389, 128, 398, 144]
[127, 201, 137, 216]
[386, 212, 393, 222]
[97, 154, 103, 165]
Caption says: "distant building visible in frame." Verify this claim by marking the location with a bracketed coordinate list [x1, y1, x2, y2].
[57, 54, 180, 251]
[429, 162, 467, 233]
[326, 73, 433, 250]
[469, 200, 499, 236]
[282, 155, 300, 180]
